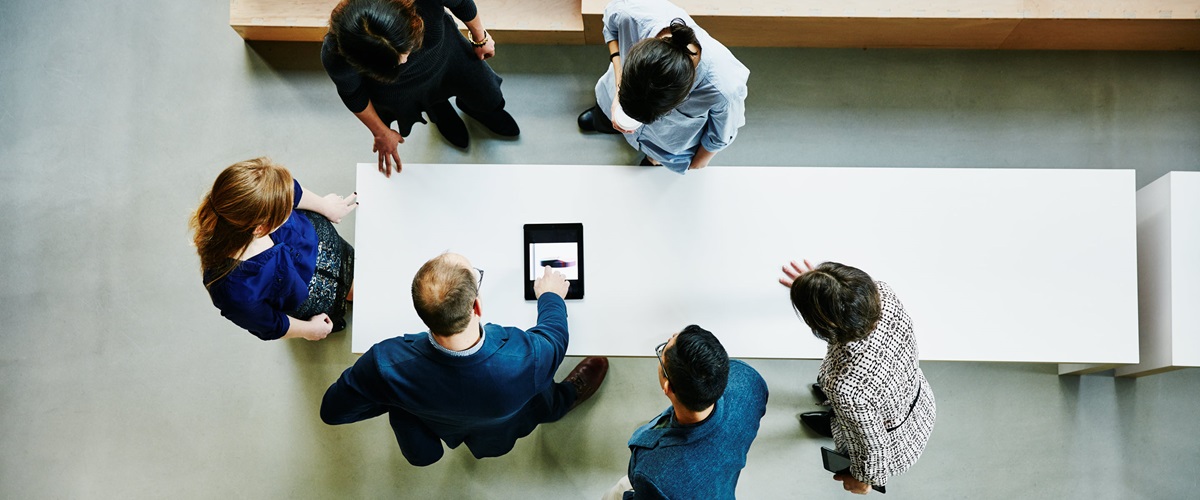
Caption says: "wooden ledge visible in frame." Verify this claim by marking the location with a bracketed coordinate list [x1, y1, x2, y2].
[231, 0, 584, 44]
[581, 0, 1200, 50]
[233, 0, 1200, 50]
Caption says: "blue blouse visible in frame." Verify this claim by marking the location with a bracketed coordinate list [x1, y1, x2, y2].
[204, 180, 317, 340]
[594, 0, 750, 174]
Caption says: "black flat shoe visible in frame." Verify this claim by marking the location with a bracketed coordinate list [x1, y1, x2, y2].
[579, 106, 620, 134]
[577, 108, 596, 132]
[800, 411, 834, 438]
[812, 383, 829, 405]
[428, 101, 469, 148]
[639, 156, 654, 167]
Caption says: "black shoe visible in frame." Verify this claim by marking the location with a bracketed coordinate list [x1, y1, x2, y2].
[578, 106, 620, 135]
[428, 101, 469, 148]
[812, 383, 829, 405]
[639, 156, 654, 167]
[577, 108, 595, 132]
[462, 107, 520, 137]
[800, 411, 834, 438]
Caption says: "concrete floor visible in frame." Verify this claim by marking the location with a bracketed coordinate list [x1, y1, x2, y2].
[2, 1, 1200, 499]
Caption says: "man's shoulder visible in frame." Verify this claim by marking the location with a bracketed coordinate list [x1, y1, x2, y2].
[721, 360, 769, 421]
[362, 333, 431, 366]
[727, 360, 766, 392]
[483, 324, 542, 358]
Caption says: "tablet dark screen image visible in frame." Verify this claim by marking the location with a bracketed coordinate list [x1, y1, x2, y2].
[529, 242, 579, 280]
[821, 447, 851, 474]
[821, 447, 887, 494]
[524, 223, 584, 300]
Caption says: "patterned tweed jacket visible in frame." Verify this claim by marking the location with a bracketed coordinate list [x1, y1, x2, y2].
[819, 281, 937, 487]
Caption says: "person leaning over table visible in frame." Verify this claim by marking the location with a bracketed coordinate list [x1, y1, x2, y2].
[190, 158, 358, 341]
[578, 0, 749, 173]
[323, 0, 520, 177]
[602, 325, 767, 500]
[779, 260, 937, 494]
[320, 253, 609, 466]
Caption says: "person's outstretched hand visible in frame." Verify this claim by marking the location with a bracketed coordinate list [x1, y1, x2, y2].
[373, 128, 404, 177]
[322, 192, 358, 223]
[779, 259, 816, 288]
[534, 266, 570, 299]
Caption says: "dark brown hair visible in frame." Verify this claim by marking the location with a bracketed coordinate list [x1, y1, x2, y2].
[619, 18, 700, 124]
[411, 254, 478, 336]
[790, 262, 881, 344]
[329, 0, 425, 82]
[190, 158, 294, 287]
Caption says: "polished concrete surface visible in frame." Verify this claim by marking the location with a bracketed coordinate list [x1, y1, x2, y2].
[2, 1, 1199, 499]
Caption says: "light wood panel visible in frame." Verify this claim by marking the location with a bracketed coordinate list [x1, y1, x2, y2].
[579, 0, 1200, 49]
[686, 17, 1022, 49]
[231, 0, 584, 44]
[1002, 19, 1200, 50]
[234, 0, 1200, 49]
[230, 0, 335, 40]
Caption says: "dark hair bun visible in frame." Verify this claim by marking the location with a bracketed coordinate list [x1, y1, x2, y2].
[330, 0, 424, 82]
[667, 18, 699, 55]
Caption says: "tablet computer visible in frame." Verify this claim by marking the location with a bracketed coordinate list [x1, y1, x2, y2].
[821, 446, 851, 474]
[821, 447, 886, 494]
[524, 223, 584, 300]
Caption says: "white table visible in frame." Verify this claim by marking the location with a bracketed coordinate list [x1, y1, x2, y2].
[1112, 172, 1200, 377]
[353, 164, 1138, 364]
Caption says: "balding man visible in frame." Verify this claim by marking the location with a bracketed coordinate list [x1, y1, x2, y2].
[320, 252, 608, 466]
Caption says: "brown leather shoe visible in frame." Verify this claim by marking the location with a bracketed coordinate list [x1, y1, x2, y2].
[565, 357, 609, 410]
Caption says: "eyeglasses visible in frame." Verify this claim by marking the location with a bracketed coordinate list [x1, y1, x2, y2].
[474, 267, 485, 289]
[655, 340, 671, 382]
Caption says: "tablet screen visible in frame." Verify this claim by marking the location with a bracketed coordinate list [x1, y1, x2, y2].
[528, 242, 580, 280]
[821, 447, 887, 493]
[821, 446, 851, 474]
[524, 223, 584, 300]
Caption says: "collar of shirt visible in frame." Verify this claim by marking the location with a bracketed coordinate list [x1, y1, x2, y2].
[428, 324, 486, 357]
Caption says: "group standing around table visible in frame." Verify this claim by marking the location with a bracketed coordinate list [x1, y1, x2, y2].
[189, 0, 935, 497]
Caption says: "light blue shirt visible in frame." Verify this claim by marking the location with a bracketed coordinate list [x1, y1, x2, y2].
[595, 0, 750, 174]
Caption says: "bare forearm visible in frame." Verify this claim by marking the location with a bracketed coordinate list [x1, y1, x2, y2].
[690, 146, 716, 169]
[353, 101, 392, 137]
[280, 315, 317, 340]
[297, 185, 338, 220]
[357, 100, 404, 176]
[463, 15, 487, 43]
[607, 40, 622, 87]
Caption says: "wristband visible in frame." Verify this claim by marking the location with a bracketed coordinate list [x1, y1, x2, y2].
[469, 30, 490, 47]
